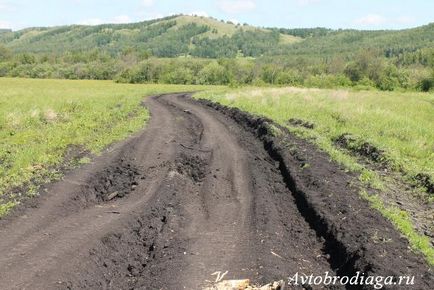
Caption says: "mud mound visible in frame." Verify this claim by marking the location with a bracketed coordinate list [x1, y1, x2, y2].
[334, 133, 386, 164]
[335, 133, 434, 194]
[78, 159, 142, 203]
[175, 152, 208, 182]
[73, 194, 185, 289]
[287, 118, 315, 129]
[413, 173, 434, 194]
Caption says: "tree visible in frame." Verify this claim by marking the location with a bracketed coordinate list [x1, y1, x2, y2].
[161, 67, 194, 84]
[275, 70, 302, 85]
[261, 64, 280, 84]
[0, 45, 11, 61]
[17, 53, 36, 65]
[198, 61, 230, 85]
[429, 49, 434, 82]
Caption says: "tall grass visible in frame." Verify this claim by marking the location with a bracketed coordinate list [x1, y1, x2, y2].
[197, 87, 434, 186]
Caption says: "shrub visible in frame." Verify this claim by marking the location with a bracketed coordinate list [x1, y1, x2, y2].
[375, 65, 408, 91]
[198, 62, 230, 85]
[29, 63, 54, 79]
[344, 61, 364, 82]
[275, 70, 303, 85]
[418, 77, 434, 92]
[305, 74, 352, 88]
[160, 67, 194, 84]
[260, 64, 279, 84]
[116, 61, 162, 84]
[0, 62, 14, 77]
[0, 45, 11, 61]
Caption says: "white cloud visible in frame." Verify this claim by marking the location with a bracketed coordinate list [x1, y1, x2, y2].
[218, 0, 256, 14]
[188, 11, 209, 17]
[142, 0, 155, 7]
[354, 14, 386, 26]
[111, 15, 132, 24]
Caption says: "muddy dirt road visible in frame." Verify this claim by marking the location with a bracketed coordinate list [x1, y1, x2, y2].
[0, 94, 432, 289]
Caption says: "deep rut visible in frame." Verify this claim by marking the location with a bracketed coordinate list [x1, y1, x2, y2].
[0, 94, 432, 290]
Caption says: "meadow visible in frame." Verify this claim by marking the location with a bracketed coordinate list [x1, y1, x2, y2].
[197, 87, 434, 190]
[0, 78, 211, 215]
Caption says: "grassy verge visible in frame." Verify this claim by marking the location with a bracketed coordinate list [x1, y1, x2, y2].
[196, 87, 434, 193]
[196, 86, 434, 266]
[360, 190, 434, 266]
[0, 78, 215, 216]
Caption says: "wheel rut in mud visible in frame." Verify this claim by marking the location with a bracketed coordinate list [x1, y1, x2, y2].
[0, 94, 432, 290]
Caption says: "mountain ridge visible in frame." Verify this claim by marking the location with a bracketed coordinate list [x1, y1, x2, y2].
[0, 15, 299, 57]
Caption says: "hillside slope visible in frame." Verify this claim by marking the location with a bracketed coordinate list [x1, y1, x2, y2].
[0, 15, 300, 58]
[275, 23, 434, 60]
[1, 15, 433, 61]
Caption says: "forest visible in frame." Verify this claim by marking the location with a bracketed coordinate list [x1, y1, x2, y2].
[0, 15, 433, 91]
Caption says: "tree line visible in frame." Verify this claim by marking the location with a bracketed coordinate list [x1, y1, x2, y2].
[1, 45, 433, 91]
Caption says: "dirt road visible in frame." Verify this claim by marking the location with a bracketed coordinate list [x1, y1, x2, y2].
[0, 94, 432, 289]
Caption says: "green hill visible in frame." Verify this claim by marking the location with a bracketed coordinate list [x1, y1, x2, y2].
[0, 15, 300, 58]
[1, 15, 433, 61]
[1, 15, 433, 62]
[275, 23, 434, 62]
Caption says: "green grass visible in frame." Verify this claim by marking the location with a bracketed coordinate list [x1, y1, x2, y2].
[0, 77, 213, 216]
[360, 190, 434, 266]
[196, 87, 434, 188]
[196, 86, 434, 265]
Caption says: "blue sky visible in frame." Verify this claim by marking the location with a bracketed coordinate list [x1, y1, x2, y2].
[0, 0, 433, 30]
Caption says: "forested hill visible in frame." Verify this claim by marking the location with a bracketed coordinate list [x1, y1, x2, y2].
[1, 14, 433, 61]
[0, 15, 300, 58]
[0, 15, 433, 91]
[274, 23, 434, 63]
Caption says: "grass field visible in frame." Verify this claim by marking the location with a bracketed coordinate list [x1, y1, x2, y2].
[196, 86, 434, 265]
[0, 78, 212, 216]
[197, 87, 434, 190]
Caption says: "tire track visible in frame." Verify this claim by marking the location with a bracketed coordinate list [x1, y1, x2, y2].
[59, 94, 338, 290]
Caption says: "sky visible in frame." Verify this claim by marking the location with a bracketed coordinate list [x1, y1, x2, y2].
[0, 0, 433, 31]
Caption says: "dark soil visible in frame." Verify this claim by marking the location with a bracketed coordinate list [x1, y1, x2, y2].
[413, 173, 434, 194]
[334, 133, 387, 165]
[288, 118, 315, 129]
[199, 98, 433, 289]
[334, 133, 434, 195]
[0, 94, 432, 290]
